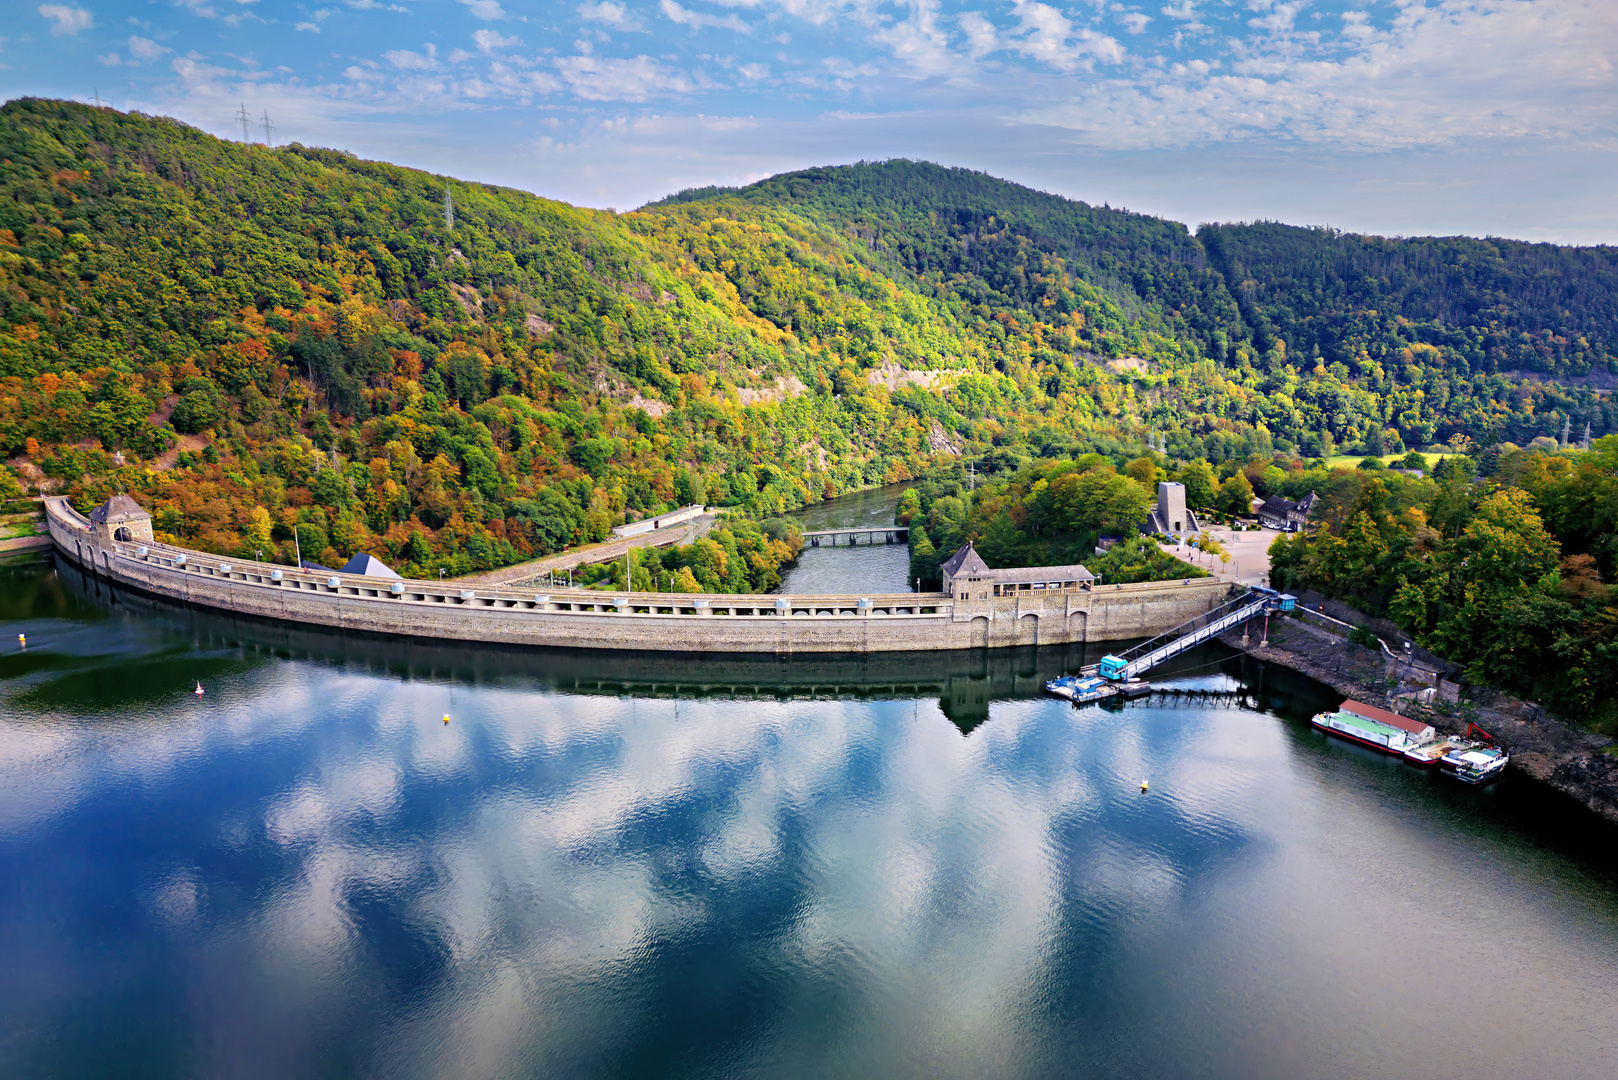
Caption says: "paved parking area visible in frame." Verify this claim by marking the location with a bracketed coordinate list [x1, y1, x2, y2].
[1159, 526, 1283, 588]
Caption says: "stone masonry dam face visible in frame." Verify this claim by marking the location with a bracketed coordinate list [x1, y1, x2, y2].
[45, 498, 1234, 655]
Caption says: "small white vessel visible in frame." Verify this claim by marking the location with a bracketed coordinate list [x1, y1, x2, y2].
[1442, 744, 1509, 784]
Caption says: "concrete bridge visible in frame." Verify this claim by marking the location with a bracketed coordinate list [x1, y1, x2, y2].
[44, 497, 1233, 656]
[802, 526, 909, 546]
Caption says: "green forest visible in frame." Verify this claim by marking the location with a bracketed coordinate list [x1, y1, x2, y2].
[2, 98, 1617, 635]
[1268, 440, 1618, 731]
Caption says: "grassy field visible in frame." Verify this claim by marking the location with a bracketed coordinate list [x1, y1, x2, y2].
[1322, 452, 1459, 469]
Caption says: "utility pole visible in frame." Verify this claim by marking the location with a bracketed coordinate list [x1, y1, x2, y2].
[968, 461, 976, 493]
[259, 109, 276, 147]
[1582, 421, 1591, 451]
[1561, 414, 1571, 448]
[444, 183, 454, 230]
[236, 103, 253, 142]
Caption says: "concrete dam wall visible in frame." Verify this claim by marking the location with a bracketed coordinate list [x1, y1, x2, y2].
[46, 497, 1235, 655]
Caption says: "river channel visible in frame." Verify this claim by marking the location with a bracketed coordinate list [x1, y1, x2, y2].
[776, 483, 914, 595]
[3, 491, 1617, 1077]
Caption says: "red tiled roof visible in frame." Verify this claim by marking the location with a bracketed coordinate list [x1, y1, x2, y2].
[1341, 699, 1432, 736]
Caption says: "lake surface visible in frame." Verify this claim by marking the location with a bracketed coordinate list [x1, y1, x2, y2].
[3, 554, 1618, 1080]
[777, 483, 913, 595]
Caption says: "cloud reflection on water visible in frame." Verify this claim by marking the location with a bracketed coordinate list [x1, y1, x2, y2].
[3, 597, 1618, 1078]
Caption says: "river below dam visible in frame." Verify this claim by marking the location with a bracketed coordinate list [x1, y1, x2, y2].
[776, 483, 914, 596]
[3, 543, 1618, 1078]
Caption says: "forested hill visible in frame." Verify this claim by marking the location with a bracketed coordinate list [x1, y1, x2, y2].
[657, 161, 1618, 379]
[1, 99, 1614, 578]
[1200, 222, 1618, 379]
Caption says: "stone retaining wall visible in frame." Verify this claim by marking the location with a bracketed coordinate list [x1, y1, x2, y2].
[46, 497, 1234, 655]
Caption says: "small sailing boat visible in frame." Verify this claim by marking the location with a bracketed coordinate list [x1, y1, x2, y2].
[193, 681, 205, 697]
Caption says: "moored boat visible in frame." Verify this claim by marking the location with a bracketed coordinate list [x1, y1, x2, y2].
[1402, 736, 1470, 768]
[1045, 675, 1119, 703]
[1310, 699, 1436, 757]
[1442, 744, 1509, 784]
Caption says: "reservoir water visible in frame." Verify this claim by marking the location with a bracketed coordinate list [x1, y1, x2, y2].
[3, 521, 1618, 1077]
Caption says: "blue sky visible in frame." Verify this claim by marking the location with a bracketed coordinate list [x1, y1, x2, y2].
[6, 1, 1615, 242]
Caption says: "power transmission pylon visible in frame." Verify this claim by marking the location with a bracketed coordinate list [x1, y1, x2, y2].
[236, 103, 253, 142]
[444, 183, 454, 230]
[92, 88, 105, 108]
[259, 110, 276, 147]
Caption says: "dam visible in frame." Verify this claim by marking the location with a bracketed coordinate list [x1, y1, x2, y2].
[44, 495, 1234, 654]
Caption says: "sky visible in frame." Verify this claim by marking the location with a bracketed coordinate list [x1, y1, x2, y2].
[4, 0, 1616, 243]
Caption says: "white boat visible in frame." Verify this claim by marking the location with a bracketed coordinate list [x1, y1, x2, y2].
[1442, 744, 1509, 784]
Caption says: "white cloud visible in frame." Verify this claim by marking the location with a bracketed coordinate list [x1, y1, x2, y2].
[459, 0, 506, 20]
[958, 11, 999, 58]
[38, 5, 93, 35]
[472, 29, 521, 52]
[128, 35, 171, 61]
[1340, 10, 1374, 40]
[659, 1, 750, 32]
[295, 21, 320, 31]
[555, 54, 694, 100]
[1161, 1, 1196, 19]
[1022, 0, 1618, 152]
[875, 0, 953, 74]
[385, 44, 439, 70]
[98, 52, 129, 66]
[1247, 0, 1304, 34]
[1121, 12, 1151, 34]
[579, 0, 640, 28]
[1007, 1, 1126, 70]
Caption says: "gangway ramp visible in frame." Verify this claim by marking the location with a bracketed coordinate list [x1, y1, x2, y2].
[1096, 590, 1294, 681]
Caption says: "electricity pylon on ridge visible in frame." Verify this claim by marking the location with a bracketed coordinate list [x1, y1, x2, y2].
[259, 110, 276, 147]
[236, 103, 253, 143]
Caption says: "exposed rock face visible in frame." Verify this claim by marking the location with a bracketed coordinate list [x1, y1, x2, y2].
[927, 420, 962, 456]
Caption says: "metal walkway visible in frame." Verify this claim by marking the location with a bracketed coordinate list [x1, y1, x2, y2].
[1097, 590, 1292, 681]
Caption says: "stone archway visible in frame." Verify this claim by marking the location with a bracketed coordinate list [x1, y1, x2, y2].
[114, 526, 132, 542]
[1017, 612, 1039, 646]
[970, 616, 989, 648]
[1067, 609, 1088, 643]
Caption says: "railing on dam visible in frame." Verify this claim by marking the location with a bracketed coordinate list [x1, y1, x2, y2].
[44, 499, 950, 620]
[44, 496, 1235, 654]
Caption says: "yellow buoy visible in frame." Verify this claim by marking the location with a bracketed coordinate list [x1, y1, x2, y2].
[443, 715, 450, 725]
[1140, 780, 1149, 792]
[17, 633, 24, 647]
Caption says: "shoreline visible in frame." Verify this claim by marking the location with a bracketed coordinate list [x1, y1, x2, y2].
[1224, 618, 1618, 827]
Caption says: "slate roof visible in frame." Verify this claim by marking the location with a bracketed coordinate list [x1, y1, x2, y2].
[87, 494, 150, 524]
[939, 541, 1092, 584]
[939, 541, 991, 578]
[1258, 490, 1318, 518]
[984, 564, 1095, 584]
[339, 553, 402, 579]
